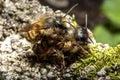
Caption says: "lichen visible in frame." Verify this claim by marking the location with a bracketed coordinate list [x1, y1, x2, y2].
[73, 43, 120, 79]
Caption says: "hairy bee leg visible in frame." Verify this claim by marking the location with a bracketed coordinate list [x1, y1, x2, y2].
[42, 47, 55, 60]
[78, 45, 89, 55]
[32, 44, 42, 61]
[71, 42, 90, 55]
[32, 43, 49, 60]
[56, 51, 66, 69]
[68, 43, 90, 61]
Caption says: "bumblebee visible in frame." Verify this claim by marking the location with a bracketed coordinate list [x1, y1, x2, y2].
[22, 4, 95, 69]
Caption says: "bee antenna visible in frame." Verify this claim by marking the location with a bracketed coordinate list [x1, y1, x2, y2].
[85, 14, 88, 28]
[88, 37, 94, 44]
[64, 3, 79, 17]
[85, 14, 95, 44]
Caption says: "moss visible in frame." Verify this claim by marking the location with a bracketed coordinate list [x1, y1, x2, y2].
[73, 43, 120, 79]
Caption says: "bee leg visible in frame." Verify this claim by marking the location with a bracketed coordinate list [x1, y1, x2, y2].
[43, 47, 56, 60]
[72, 43, 90, 55]
[78, 45, 90, 55]
[32, 43, 49, 61]
[68, 44, 90, 62]
[56, 50, 66, 69]
[32, 44, 42, 61]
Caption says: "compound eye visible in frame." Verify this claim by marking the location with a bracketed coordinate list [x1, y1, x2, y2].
[55, 16, 62, 25]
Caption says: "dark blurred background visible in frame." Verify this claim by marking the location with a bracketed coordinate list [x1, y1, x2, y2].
[39, 0, 120, 46]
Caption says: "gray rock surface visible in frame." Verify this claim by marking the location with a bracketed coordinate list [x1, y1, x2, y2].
[0, 0, 108, 80]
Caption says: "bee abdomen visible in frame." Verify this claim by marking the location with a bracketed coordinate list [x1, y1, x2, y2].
[25, 30, 40, 42]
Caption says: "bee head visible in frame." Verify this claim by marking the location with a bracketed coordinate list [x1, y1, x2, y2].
[76, 26, 88, 45]
[76, 14, 88, 45]
[76, 14, 95, 45]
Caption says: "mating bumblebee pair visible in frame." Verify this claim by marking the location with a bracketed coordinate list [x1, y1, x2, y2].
[22, 6, 95, 69]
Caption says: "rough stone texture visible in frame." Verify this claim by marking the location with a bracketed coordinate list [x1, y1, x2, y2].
[0, 0, 75, 80]
[0, 0, 109, 80]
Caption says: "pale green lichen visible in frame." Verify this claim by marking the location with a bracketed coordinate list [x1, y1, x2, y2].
[73, 43, 120, 79]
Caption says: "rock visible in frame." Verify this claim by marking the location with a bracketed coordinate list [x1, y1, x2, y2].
[56, 78, 61, 80]
[105, 76, 111, 80]
[65, 68, 71, 73]
[0, 0, 100, 79]
[40, 68, 47, 75]
[98, 77, 105, 80]
[0, 26, 3, 40]
[63, 73, 71, 77]
[35, 72, 41, 79]
[84, 65, 95, 73]
[0, 37, 12, 53]
[97, 68, 107, 76]
[47, 71, 55, 78]
[81, 71, 87, 78]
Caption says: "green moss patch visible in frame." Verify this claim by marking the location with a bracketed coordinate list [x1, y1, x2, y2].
[73, 43, 120, 79]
